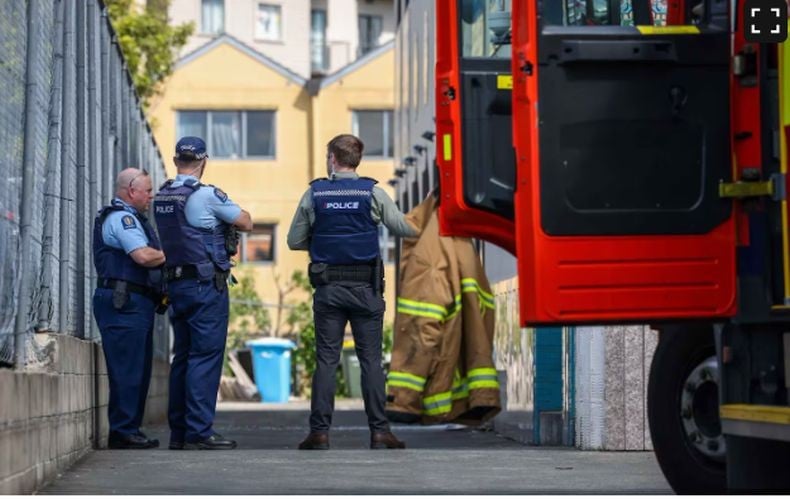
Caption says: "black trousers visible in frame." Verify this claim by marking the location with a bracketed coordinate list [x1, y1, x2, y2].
[310, 282, 389, 433]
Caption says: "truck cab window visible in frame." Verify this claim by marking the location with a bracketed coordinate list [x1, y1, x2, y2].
[461, 0, 512, 58]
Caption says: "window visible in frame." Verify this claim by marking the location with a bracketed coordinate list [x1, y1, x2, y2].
[352, 110, 393, 158]
[542, 0, 668, 27]
[201, 0, 224, 34]
[310, 9, 328, 72]
[358, 14, 383, 56]
[378, 226, 396, 265]
[461, 0, 511, 58]
[255, 4, 282, 41]
[241, 224, 276, 263]
[176, 111, 276, 159]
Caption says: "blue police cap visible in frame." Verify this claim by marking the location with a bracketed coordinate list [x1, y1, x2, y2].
[175, 136, 208, 160]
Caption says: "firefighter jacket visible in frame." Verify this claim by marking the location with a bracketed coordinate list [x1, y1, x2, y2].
[385, 195, 500, 425]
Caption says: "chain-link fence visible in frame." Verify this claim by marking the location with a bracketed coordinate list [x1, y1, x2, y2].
[0, 0, 169, 368]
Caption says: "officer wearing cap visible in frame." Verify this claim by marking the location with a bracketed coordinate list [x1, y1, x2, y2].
[287, 134, 418, 450]
[93, 168, 166, 449]
[154, 136, 252, 450]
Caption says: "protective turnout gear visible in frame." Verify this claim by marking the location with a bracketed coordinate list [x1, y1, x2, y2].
[153, 178, 232, 273]
[386, 195, 500, 425]
[308, 177, 379, 264]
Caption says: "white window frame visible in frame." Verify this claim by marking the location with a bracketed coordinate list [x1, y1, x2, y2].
[254, 3, 284, 42]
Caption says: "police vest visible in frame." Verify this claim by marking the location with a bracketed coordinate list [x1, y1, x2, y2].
[153, 179, 232, 271]
[92, 202, 162, 288]
[309, 177, 380, 265]
[154, 179, 230, 271]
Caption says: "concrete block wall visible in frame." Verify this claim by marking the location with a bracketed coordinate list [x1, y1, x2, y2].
[489, 277, 658, 450]
[0, 334, 169, 494]
[574, 326, 658, 451]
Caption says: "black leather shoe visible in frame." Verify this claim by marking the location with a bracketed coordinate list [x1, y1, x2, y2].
[168, 440, 185, 450]
[370, 431, 406, 449]
[298, 432, 330, 450]
[136, 430, 160, 448]
[184, 433, 237, 450]
[108, 432, 158, 449]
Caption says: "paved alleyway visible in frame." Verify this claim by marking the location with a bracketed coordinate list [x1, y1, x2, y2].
[43, 402, 671, 494]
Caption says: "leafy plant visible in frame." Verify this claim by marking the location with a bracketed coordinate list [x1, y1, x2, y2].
[225, 269, 270, 375]
[105, 0, 194, 108]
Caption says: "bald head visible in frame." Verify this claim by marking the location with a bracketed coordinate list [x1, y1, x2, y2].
[115, 168, 153, 212]
[116, 168, 147, 195]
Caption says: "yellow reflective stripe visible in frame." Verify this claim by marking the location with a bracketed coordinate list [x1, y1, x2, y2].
[388, 371, 427, 384]
[461, 278, 495, 309]
[396, 297, 447, 321]
[468, 367, 499, 390]
[469, 380, 500, 390]
[452, 380, 469, 400]
[396, 297, 447, 315]
[388, 380, 423, 391]
[468, 367, 497, 378]
[422, 391, 453, 415]
[461, 278, 494, 301]
[387, 371, 426, 392]
[445, 295, 463, 320]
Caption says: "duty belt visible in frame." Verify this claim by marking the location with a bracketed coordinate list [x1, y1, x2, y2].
[98, 278, 158, 302]
[326, 264, 374, 282]
[308, 261, 383, 288]
[164, 265, 200, 281]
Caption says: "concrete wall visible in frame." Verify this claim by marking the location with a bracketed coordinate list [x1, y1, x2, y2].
[0, 334, 169, 494]
[575, 326, 657, 451]
[489, 278, 658, 449]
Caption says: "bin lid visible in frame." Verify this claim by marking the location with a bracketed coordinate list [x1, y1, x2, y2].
[246, 337, 296, 349]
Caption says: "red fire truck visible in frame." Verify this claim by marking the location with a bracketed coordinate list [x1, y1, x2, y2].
[431, 0, 790, 492]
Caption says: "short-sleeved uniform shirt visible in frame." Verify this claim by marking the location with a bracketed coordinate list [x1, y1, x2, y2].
[102, 198, 150, 254]
[170, 174, 242, 228]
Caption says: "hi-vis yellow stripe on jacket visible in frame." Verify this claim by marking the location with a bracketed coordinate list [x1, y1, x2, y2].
[385, 195, 501, 426]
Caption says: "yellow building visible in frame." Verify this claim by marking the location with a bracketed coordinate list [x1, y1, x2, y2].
[149, 35, 398, 329]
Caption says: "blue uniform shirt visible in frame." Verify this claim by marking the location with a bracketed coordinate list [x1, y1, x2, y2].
[102, 198, 150, 254]
[170, 174, 242, 229]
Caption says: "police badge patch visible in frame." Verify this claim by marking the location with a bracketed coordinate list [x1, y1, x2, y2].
[214, 187, 228, 202]
[121, 215, 137, 230]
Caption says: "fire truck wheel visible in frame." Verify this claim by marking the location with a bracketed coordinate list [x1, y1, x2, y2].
[647, 324, 726, 494]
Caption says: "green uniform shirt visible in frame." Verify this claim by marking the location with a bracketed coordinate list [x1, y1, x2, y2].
[287, 171, 417, 251]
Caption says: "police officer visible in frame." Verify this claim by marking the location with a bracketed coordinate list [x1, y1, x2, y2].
[287, 134, 418, 450]
[93, 168, 165, 449]
[154, 137, 252, 450]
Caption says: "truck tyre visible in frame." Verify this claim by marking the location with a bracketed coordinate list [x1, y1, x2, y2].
[647, 324, 726, 494]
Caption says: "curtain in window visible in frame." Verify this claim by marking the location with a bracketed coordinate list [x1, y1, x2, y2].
[177, 111, 207, 141]
[202, 0, 224, 34]
[211, 112, 241, 158]
[311, 10, 328, 71]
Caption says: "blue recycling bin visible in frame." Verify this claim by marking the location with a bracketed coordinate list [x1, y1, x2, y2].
[246, 338, 296, 403]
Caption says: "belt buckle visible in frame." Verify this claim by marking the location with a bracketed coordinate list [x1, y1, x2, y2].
[175, 266, 182, 279]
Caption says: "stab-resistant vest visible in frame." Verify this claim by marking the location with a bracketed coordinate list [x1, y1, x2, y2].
[153, 178, 231, 271]
[92, 200, 162, 288]
[309, 177, 380, 265]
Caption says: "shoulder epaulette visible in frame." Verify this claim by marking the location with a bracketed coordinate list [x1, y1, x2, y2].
[310, 177, 328, 185]
[184, 178, 203, 189]
[159, 179, 174, 190]
[359, 176, 379, 184]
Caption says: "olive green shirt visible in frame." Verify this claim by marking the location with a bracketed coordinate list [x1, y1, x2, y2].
[287, 171, 418, 251]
